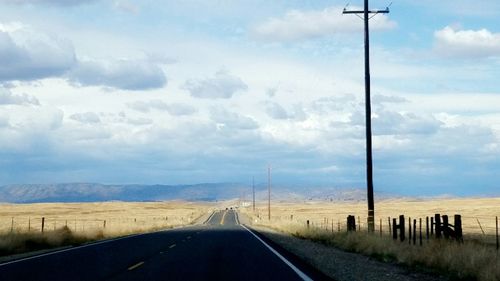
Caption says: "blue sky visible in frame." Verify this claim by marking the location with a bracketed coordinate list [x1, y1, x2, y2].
[0, 0, 499, 196]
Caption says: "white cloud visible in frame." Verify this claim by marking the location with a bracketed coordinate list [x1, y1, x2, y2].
[113, 0, 139, 14]
[3, 0, 98, 6]
[67, 59, 167, 91]
[0, 88, 40, 105]
[210, 107, 258, 130]
[0, 28, 76, 82]
[373, 110, 443, 136]
[182, 70, 248, 99]
[434, 26, 500, 58]
[251, 6, 396, 42]
[69, 112, 101, 124]
[127, 100, 197, 116]
[265, 102, 288, 119]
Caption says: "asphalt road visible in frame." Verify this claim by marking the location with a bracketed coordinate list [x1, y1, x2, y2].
[0, 210, 330, 281]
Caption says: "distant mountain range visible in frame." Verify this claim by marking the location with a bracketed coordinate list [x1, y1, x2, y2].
[0, 182, 379, 203]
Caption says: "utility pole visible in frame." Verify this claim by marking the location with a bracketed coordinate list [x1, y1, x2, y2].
[268, 165, 271, 220]
[343, 0, 390, 232]
[252, 176, 256, 212]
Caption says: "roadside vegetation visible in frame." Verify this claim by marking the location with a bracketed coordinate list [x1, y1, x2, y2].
[0, 201, 213, 257]
[241, 198, 500, 281]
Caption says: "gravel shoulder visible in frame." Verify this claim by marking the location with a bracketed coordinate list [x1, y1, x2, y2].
[245, 222, 447, 281]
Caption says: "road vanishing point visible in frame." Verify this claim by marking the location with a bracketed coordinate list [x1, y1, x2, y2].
[0, 210, 331, 281]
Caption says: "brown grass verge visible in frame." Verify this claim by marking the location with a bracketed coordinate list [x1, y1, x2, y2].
[241, 198, 500, 281]
[0, 201, 214, 258]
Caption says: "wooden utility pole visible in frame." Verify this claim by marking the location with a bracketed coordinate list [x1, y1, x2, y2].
[268, 165, 271, 220]
[343, 0, 390, 232]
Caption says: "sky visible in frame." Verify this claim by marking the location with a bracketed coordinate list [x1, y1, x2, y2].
[0, 0, 499, 196]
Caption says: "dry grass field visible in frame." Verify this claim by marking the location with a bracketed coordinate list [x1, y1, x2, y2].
[241, 197, 500, 281]
[0, 201, 214, 257]
[246, 197, 500, 237]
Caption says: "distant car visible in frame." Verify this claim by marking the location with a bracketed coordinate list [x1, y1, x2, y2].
[225, 208, 228, 210]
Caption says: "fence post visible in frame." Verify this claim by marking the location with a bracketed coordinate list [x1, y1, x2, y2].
[399, 215, 405, 241]
[28, 217, 31, 232]
[392, 218, 397, 240]
[307, 220, 310, 229]
[379, 218, 382, 236]
[388, 217, 391, 235]
[338, 220, 340, 232]
[413, 219, 417, 245]
[426, 216, 429, 241]
[347, 215, 356, 232]
[419, 218, 422, 246]
[11, 217, 14, 233]
[103, 220, 106, 229]
[454, 215, 463, 242]
[41, 217, 45, 233]
[435, 214, 441, 238]
[430, 217, 434, 236]
[65, 220, 68, 227]
[496, 216, 498, 251]
[442, 215, 449, 239]
[408, 216, 412, 244]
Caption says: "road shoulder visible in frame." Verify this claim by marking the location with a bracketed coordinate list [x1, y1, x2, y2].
[247, 225, 448, 281]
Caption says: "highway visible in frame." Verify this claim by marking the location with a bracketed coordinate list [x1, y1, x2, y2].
[0, 210, 331, 281]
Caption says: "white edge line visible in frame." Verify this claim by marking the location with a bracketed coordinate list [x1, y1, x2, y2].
[0, 225, 190, 267]
[241, 224, 313, 281]
[204, 211, 215, 224]
[234, 211, 240, 225]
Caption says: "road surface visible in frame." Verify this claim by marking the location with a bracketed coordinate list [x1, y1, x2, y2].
[0, 210, 330, 281]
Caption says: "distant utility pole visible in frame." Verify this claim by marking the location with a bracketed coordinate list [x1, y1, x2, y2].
[252, 176, 256, 211]
[268, 165, 271, 220]
[343, 0, 390, 232]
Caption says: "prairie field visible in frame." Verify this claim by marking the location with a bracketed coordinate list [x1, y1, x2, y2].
[242, 197, 500, 281]
[0, 201, 214, 257]
[247, 197, 500, 237]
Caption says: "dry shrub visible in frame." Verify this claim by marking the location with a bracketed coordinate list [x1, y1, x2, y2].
[0, 227, 91, 256]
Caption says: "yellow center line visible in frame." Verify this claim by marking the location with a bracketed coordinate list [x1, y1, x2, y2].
[128, 261, 144, 271]
[220, 211, 227, 225]
[169, 244, 176, 249]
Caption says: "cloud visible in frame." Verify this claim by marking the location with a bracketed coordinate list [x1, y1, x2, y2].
[182, 71, 248, 99]
[127, 100, 197, 116]
[265, 102, 289, 119]
[372, 94, 408, 105]
[210, 107, 258, 130]
[0, 88, 40, 106]
[113, 0, 139, 14]
[67, 59, 167, 91]
[126, 117, 153, 126]
[434, 26, 500, 58]
[0, 28, 76, 82]
[251, 6, 396, 42]
[373, 110, 443, 136]
[3, 0, 98, 6]
[69, 112, 101, 124]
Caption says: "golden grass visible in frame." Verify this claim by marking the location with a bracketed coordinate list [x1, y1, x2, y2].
[247, 197, 500, 237]
[242, 197, 500, 281]
[0, 201, 214, 256]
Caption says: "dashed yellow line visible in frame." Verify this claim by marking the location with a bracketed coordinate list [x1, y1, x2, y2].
[220, 211, 227, 225]
[128, 261, 144, 271]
